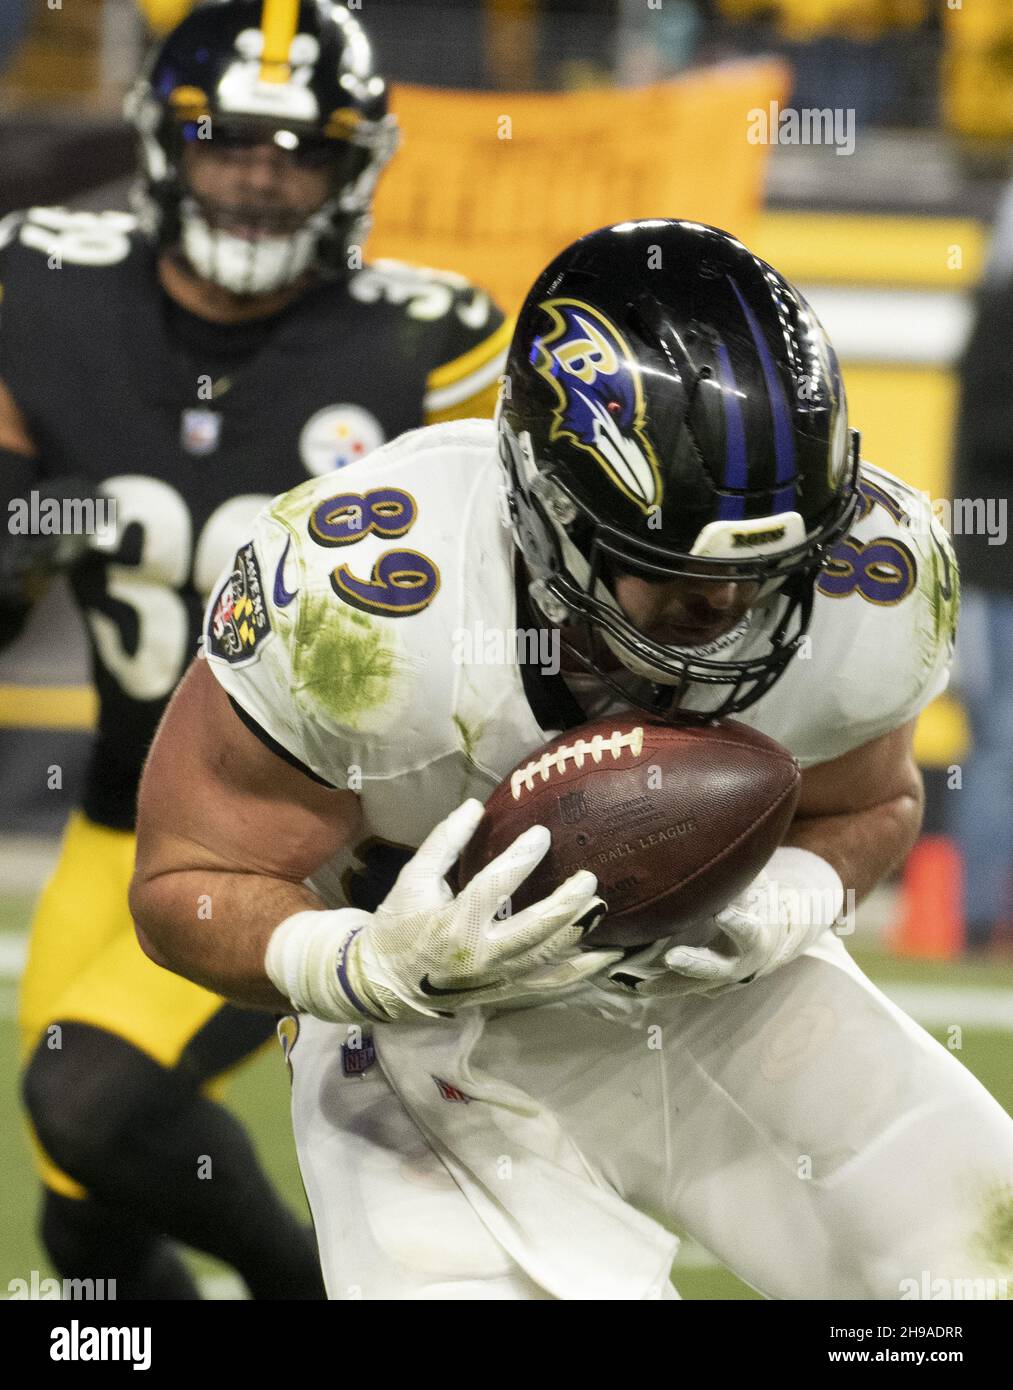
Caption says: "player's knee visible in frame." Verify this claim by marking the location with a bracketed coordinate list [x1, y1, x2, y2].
[39, 1189, 108, 1271]
[22, 1023, 186, 1184]
[23, 1039, 120, 1181]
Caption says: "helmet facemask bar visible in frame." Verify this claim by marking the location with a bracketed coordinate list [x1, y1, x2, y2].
[505, 423, 859, 723]
[177, 189, 327, 297]
[166, 114, 395, 294]
[127, 81, 398, 294]
[547, 593, 815, 724]
[537, 534, 818, 723]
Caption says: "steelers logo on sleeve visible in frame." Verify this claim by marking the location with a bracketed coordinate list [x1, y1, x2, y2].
[208, 541, 272, 666]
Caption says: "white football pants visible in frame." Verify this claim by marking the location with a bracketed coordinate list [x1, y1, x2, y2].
[286, 934, 1013, 1300]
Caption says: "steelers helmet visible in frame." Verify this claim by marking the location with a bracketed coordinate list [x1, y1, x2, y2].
[499, 219, 860, 721]
[126, 0, 396, 294]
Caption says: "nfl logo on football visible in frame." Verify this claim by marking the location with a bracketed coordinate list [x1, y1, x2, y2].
[557, 791, 589, 826]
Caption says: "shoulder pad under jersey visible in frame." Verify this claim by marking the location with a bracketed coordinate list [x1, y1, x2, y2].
[203, 418, 504, 786]
[739, 462, 959, 766]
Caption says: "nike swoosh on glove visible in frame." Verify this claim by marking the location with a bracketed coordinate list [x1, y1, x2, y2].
[607, 847, 845, 1001]
[266, 798, 623, 1023]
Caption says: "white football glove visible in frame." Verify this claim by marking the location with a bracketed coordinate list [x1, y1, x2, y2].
[607, 847, 845, 1000]
[266, 798, 621, 1023]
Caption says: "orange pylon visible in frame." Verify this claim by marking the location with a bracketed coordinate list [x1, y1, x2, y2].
[892, 835, 965, 958]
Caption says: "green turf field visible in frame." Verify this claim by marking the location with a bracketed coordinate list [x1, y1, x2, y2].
[2, 889, 1011, 1300]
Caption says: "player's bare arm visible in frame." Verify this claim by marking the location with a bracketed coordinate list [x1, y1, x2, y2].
[132, 660, 613, 1021]
[0, 375, 50, 645]
[630, 722, 924, 997]
[0, 376, 36, 454]
[130, 657, 360, 1010]
[639, 720, 924, 997]
[1, 367, 111, 621]
[9, 0, 511, 1306]
[788, 717, 923, 903]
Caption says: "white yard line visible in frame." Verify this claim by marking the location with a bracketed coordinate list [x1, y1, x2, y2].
[1, 934, 1006, 1286]
[3, 942, 1008, 1028]
[0, 839, 62, 896]
[0, 936, 28, 976]
[877, 983, 1013, 1031]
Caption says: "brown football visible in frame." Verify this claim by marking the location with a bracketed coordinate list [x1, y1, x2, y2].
[458, 716, 801, 948]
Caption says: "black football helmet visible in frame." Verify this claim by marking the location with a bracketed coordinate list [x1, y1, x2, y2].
[126, 0, 396, 294]
[499, 219, 860, 722]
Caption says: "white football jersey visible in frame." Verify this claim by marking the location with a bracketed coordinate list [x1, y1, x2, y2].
[204, 418, 957, 905]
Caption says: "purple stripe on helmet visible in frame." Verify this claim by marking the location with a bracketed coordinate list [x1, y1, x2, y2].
[726, 275, 797, 512]
[713, 340, 746, 520]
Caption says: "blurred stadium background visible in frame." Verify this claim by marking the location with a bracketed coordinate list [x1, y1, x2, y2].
[2, 0, 1012, 1299]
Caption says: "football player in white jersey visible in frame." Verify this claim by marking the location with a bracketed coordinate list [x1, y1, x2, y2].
[131, 221, 1013, 1300]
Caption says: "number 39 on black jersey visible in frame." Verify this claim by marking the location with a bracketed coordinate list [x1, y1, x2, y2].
[0, 205, 509, 827]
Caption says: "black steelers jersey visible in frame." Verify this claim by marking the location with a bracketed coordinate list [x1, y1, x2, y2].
[0, 205, 509, 829]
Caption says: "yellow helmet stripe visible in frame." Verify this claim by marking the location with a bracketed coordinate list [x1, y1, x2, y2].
[259, 0, 300, 84]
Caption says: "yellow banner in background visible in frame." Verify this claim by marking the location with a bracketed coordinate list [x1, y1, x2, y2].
[368, 60, 791, 315]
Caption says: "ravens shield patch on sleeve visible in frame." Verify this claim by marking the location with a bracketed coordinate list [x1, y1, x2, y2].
[208, 541, 272, 665]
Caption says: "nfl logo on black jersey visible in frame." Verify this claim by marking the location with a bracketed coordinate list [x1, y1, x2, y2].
[181, 408, 221, 455]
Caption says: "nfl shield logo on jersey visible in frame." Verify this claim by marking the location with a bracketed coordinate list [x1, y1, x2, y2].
[180, 407, 222, 456]
[342, 1035, 376, 1077]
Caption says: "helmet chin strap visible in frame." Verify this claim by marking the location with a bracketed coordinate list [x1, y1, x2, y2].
[179, 201, 322, 295]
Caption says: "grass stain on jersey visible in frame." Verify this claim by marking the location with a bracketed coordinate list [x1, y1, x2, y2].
[974, 1182, 1013, 1274]
[451, 712, 497, 803]
[452, 713, 479, 764]
[293, 590, 399, 726]
[919, 520, 960, 653]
